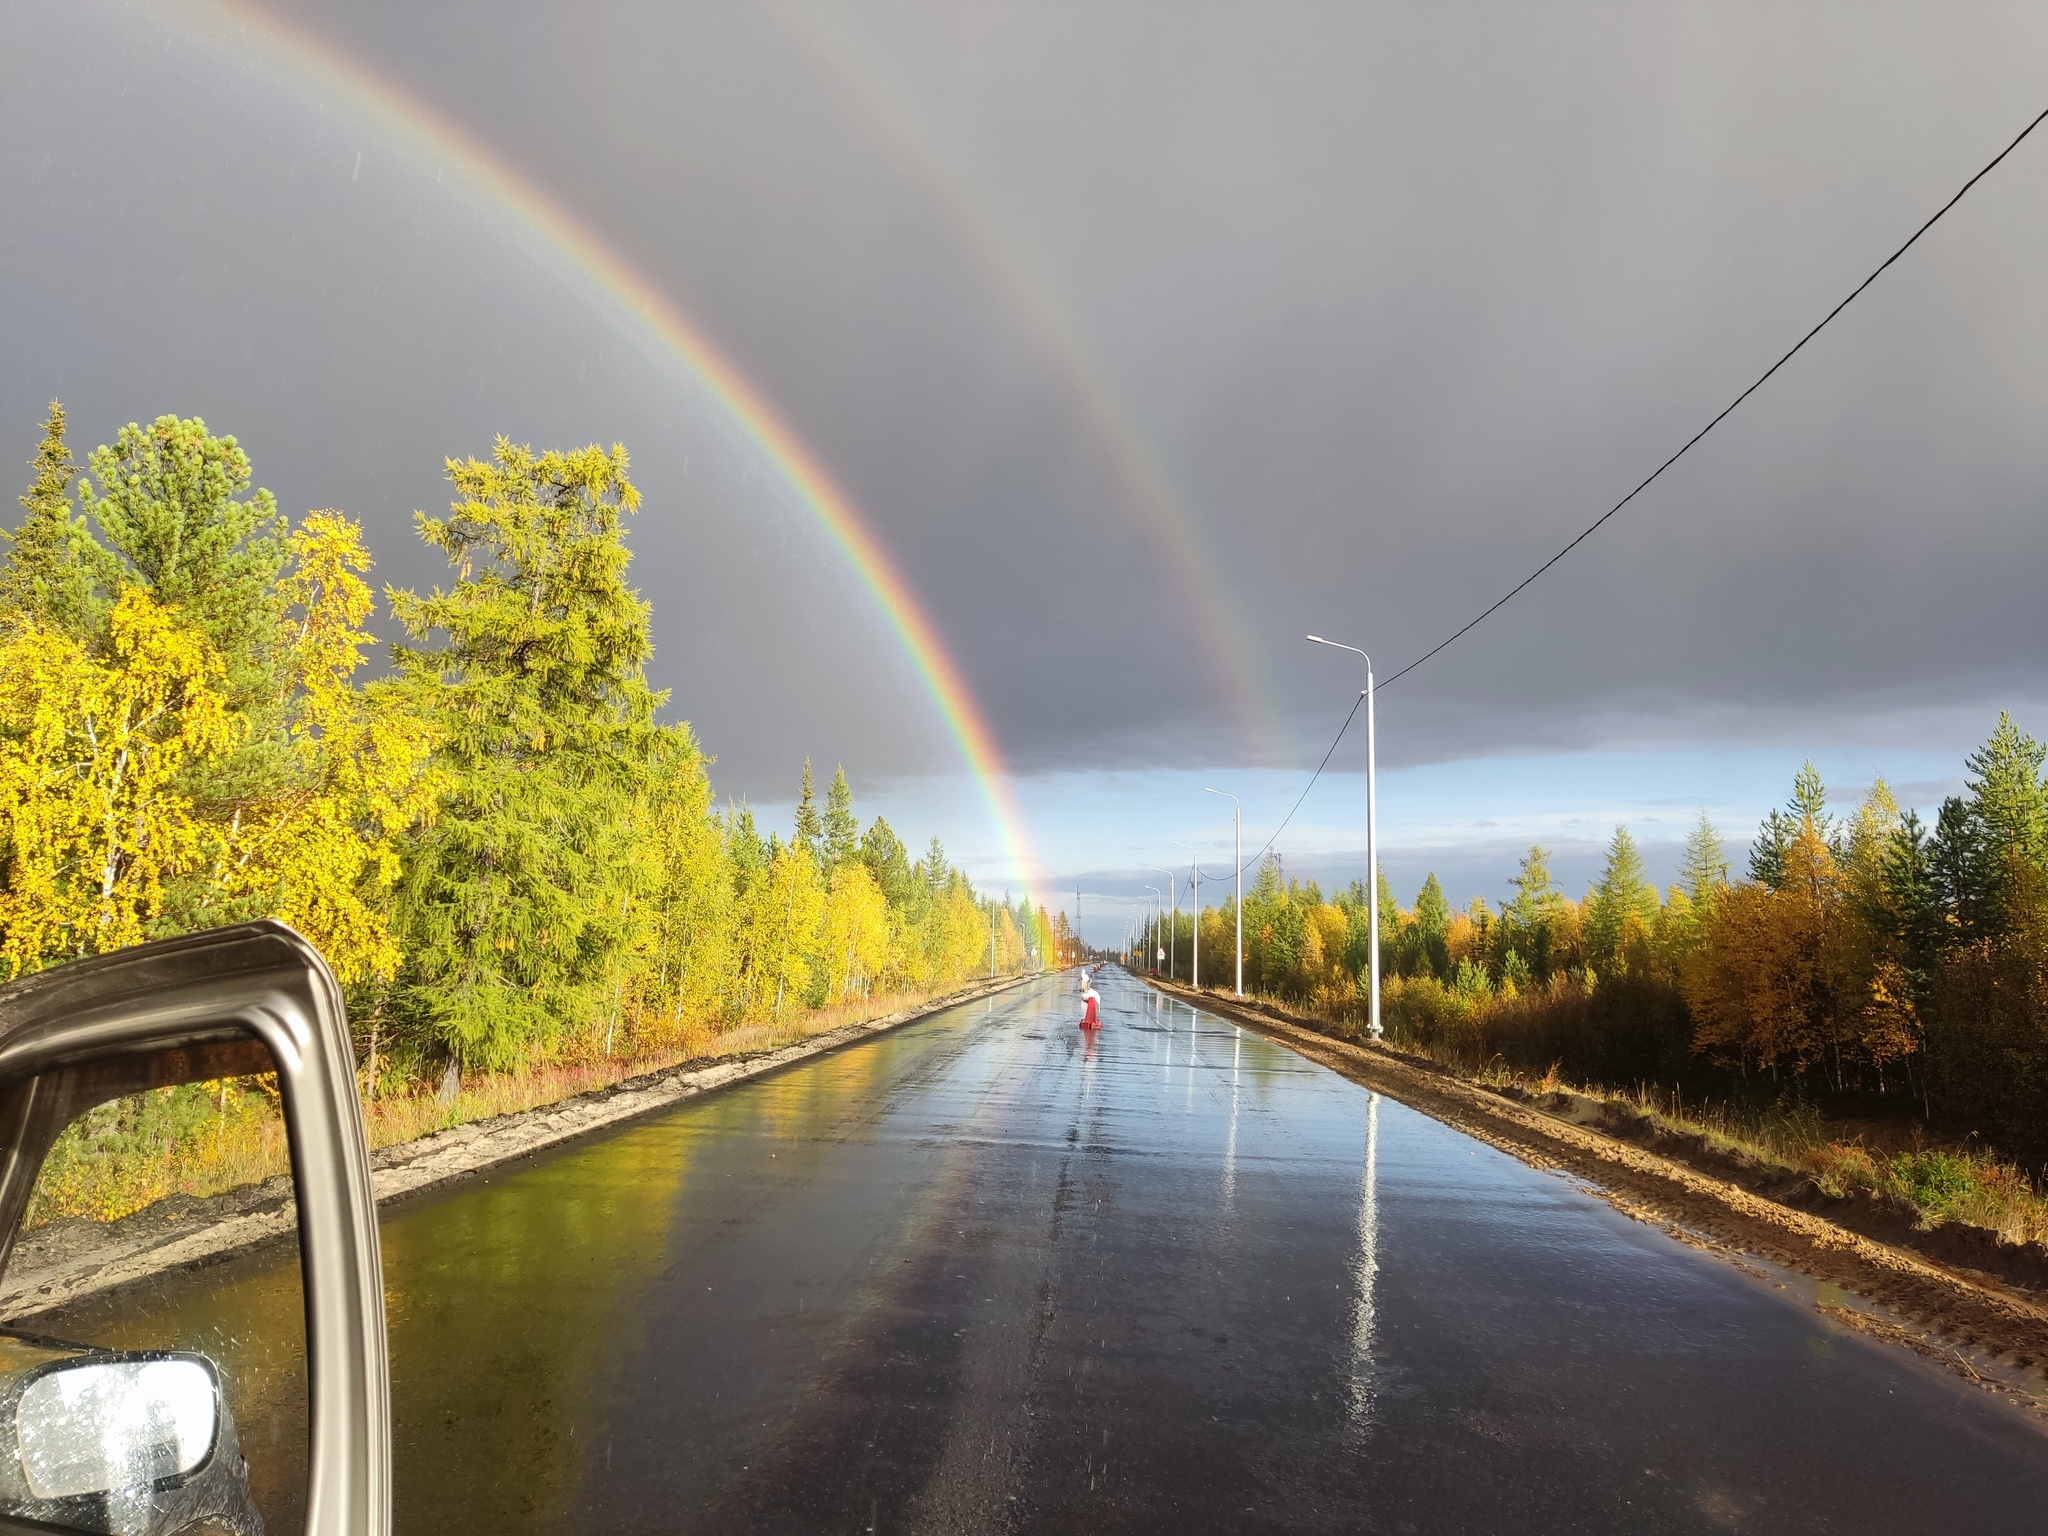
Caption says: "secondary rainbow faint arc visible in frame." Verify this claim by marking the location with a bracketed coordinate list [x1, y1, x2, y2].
[773, 4, 1281, 752]
[149, 0, 1049, 902]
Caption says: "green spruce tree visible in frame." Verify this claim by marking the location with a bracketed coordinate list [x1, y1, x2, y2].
[823, 765, 859, 870]
[75, 416, 285, 684]
[0, 402, 95, 635]
[1965, 713, 2048, 867]
[792, 758, 823, 858]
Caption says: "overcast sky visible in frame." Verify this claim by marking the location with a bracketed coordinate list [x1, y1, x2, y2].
[5, 1, 2046, 937]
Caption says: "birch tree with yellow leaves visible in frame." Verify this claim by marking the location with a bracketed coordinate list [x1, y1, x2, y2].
[0, 590, 234, 975]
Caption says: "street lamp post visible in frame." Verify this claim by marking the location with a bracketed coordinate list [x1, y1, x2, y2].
[1172, 840, 1198, 990]
[1203, 788, 1243, 997]
[1307, 636, 1382, 1040]
[1143, 886, 1162, 974]
[1151, 867, 1179, 981]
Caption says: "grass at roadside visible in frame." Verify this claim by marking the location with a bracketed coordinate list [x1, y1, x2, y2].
[27, 980, 1014, 1228]
[1191, 981, 2048, 1251]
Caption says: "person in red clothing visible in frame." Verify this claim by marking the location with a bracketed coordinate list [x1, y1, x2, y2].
[1080, 973, 1100, 1029]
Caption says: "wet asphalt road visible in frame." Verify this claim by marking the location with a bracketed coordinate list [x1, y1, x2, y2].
[70, 966, 2048, 1532]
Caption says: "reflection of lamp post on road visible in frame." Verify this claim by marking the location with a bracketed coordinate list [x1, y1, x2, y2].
[1173, 841, 1198, 990]
[1307, 635, 1382, 1040]
[1204, 788, 1243, 998]
[1151, 867, 1179, 981]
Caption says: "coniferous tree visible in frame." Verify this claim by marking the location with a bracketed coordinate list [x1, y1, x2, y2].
[1586, 825, 1657, 974]
[1964, 714, 2048, 864]
[792, 758, 823, 858]
[823, 765, 858, 870]
[65, 418, 293, 839]
[1961, 714, 2048, 933]
[1508, 846, 1557, 926]
[860, 816, 915, 908]
[75, 417, 286, 688]
[1679, 810, 1729, 906]
[1748, 809, 1792, 890]
[1928, 796, 1989, 940]
[1791, 761, 1831, 842]
[386, 439, 662, 1072]
[1506, 845, 1560, 978]
[1412, 873, 1451, 978]
[0, 403, 95, 636]
[1882, 808, 1940, 989]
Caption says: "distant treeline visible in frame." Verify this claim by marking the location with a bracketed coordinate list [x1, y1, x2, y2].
[0, 407, 1071, 1088]
[1152, 725, 2048, 1164]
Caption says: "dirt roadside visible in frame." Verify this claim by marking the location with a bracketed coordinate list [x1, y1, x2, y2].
[1143, 974, 2048, 1417]
[0, 969, 1049, 1321]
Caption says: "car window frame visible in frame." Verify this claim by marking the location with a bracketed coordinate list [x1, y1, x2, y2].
[0, 920, 389, 1536]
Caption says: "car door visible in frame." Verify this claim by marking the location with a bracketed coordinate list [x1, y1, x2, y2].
[0, 921, 389, 1536]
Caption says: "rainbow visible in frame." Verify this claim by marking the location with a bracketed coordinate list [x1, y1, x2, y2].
[774, 6, 1280, 751]
[134, 0, 1047, 901]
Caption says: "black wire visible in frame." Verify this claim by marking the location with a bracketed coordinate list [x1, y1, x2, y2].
[1194, 102, 2048, 893]
[1214, 690, 1368, 882]
[1377, 99, 2048, 691]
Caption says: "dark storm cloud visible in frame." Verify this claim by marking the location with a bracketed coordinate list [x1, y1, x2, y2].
[5, 1, 2045, 797]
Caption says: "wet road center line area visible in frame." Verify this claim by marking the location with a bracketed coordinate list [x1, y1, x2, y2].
[53, 966, 2048, 1534]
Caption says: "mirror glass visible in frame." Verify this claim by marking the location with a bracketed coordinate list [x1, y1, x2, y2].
[0, 1042, 310, 1536]
[16, 1356, 218, 1499]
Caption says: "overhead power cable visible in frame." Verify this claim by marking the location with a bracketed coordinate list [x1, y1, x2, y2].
[1212, 101, 2048, 884]
[1378, 99, 2048, 690]
[1217, 690, 1368, 882]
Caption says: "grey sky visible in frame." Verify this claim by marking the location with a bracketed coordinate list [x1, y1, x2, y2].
[4, 0, 2045, 844]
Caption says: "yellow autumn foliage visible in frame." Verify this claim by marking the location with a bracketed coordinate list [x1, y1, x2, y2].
[0, 590, 237, 976]
[211, 513, 442, 985]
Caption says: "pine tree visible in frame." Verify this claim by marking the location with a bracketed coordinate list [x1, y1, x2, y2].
[1964, 713, 2047, 866]
[792, 758, 823, 858]
[1881, 809, 1939, 985]
[1748, 809, 1790, 889]
[75, 417, 286, 686]
[1929, 795, 1991, 940]
[385, 439, 663, 1071]
[1679, 810, 1729, 905]
[823, 765, 858, 869]
[0, 402, 95, 636]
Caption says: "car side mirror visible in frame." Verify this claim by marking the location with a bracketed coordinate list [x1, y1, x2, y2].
[15, 1354, 219, 1501]
[0, 920, 390, 1536]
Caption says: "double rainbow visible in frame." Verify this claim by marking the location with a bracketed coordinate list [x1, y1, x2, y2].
[143, 0, 1046, 900]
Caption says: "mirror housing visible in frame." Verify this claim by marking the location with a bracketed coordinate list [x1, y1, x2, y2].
[0, 921, 390, 1536]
